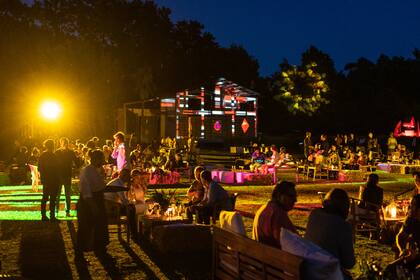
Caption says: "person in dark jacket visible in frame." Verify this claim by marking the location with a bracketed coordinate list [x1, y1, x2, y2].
[197, 170, 232, 224]
[360, 173, 383, 211]
[38, 139, 60, 222]
[55, 137, 78, 217]
[305, 188, 355, 279]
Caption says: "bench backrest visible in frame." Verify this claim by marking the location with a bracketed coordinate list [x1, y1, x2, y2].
[212, 227, 303, 280]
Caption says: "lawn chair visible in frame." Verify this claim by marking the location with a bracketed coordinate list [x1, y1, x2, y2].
[348, 197, 384, 242]
[104, 200, 131, 244]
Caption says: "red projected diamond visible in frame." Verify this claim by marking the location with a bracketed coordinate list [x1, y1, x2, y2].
[241, 118, 249, 133]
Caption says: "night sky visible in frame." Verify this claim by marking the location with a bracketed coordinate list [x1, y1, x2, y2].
[155, 0, 420, 76]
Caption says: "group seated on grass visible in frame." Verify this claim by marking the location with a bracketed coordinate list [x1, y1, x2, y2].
[234, 144, 294, 174]
[303, 132, 419, 172]
[216, 179, 420, 280]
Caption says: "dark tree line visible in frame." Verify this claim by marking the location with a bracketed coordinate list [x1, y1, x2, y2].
[0, 0, 419, 150]
[260, 46, 420, 136]
[0, 0, 259, 143]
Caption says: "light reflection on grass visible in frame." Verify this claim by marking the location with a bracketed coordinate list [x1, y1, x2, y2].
[0, 210, 77, 220]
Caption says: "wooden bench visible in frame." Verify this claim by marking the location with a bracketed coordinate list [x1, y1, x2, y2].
[212, 227, 303, 279]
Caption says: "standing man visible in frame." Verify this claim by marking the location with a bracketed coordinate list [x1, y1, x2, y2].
[320, 134, 330, 156]
[111, 131, 129, 174]
[38, 139, 60, 222]
[303, 132, 312, 159]
[387, 132, 398, 156]
[77, 149, 109, 255]
[55, 137, 78, 217]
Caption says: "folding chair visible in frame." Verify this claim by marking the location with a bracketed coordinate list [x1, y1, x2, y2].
[104, 200, 131, 244]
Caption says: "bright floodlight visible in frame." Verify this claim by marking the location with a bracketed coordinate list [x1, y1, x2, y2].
[40, 101, 61, 120]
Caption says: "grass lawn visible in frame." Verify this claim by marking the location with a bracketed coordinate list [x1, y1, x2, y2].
[0, 169, 415, 278]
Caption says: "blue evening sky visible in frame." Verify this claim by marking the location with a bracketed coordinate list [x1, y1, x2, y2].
[155, 0, 420, 76]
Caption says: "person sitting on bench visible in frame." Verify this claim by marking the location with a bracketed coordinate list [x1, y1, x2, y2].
[250, 147, 266, 172]
[252, 181, 298, 248]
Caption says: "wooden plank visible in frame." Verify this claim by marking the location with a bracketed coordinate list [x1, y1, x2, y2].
[212, 227, 302, 279]
[266, 265, 298, 280]
[214, 227, 302, 271]
[215, 269, 237, 280]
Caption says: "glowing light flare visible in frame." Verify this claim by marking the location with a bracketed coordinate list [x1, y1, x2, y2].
[40, 101, 62, 121]
[391, 206, 397, 218]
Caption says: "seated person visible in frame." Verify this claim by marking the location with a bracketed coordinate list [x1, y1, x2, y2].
[327, 145, 341, 168]
[149, 165, 166, 184]
[129, 145, 142, 168]
[161, 153, 182, 183]
[103, 168, 131, 207]
[384, 195, 420, 278]
[306, 147, 316, 166]
[260, 145, 279, 174]
[344, 150, 357, 169]
[185, 166, 205, 221]
[278, 146, 290, 165]
[196, 170, 233, 224]
[250, 148, 266, 172]
[268, 145, 280, 166]
[359, 173, 383, 212]
[305, 188, 355, 278]
[127, 169, 149, 215]
[357, 151, 366, 166]
[252, 181, 298, 248]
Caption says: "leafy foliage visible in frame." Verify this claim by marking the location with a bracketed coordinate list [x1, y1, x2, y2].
[0, 0, 260, 147]
[150, 189, 177, 212]
[274, 62, 330, 115]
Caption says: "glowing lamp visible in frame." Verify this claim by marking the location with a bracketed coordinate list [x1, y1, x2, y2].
[40, 101, 61, 120]
[390, 206, 397, 218]
[386, 203, 398, 219]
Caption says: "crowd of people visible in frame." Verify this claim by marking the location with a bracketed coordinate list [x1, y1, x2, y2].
[4, 131, 420, 277]
[8, 133, 198, 185]
[24, 131, 234, 261]
[303, 131, 419, 170]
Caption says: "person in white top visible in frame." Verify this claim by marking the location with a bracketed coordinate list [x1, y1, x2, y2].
[77, 149, 108, 254]
[111, 131, 130, 173]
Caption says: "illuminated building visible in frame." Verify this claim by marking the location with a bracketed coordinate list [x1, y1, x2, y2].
[123, 78, 259, 143]
[167, 78, 258, 142]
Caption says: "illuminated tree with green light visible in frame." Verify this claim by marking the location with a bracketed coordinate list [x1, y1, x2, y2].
[274, 62, 330, 115]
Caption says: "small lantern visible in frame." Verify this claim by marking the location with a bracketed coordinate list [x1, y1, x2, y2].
[390, 206, 397, 218]
[386, 203, 398, 219]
